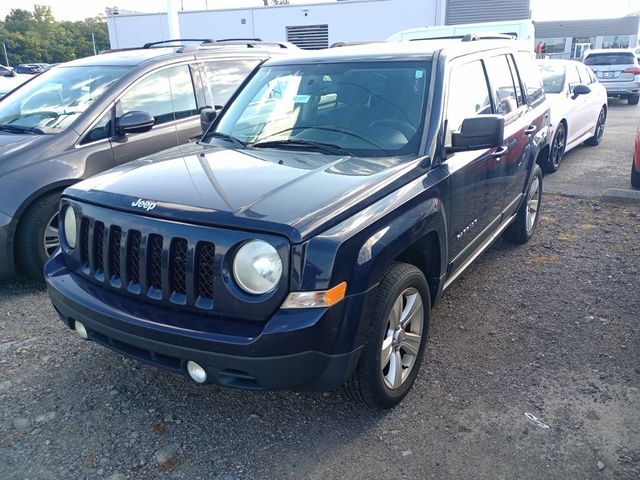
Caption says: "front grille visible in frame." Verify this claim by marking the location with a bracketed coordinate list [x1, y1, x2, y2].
[77, 218, 217, 310]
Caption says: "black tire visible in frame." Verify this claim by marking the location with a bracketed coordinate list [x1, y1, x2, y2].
[342, 262, 430, 409]
[16, 191, 62, 280]
[585, 107, 606, 146]
[632, 154, 640, 189]
[544, 122, 566, 173]
[628, 94, 639, 106]
[502, 164, 543, 245]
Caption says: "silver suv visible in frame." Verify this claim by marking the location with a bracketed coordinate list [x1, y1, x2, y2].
[583, 48, 640, 105]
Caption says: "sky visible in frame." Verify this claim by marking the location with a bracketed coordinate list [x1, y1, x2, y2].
[0, 0, 638, 22]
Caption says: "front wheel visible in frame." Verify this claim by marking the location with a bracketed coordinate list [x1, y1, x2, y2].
[16, 191, 62, 280]
[544, 123, 566, 173]
[502, 164, 543, 244]
[628, 94, 639, 106]
[585, 107, 606, 146]
[342, 262, 430, 409]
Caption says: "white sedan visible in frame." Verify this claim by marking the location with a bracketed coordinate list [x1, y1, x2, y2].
[538, 59, 608, 172]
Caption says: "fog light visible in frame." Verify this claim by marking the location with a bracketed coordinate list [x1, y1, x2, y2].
[74, 320, 88, 339]
[186, 361, 207, 383]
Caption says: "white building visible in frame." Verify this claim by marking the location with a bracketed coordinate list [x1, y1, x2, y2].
[106, 0, 531, 49]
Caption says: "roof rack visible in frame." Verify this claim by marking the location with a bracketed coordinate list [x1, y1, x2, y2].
[216, 38, 263, 43]
[142, 38, 213, 49]
[210, 39, 295, 49]
[409, 33, 515, 42]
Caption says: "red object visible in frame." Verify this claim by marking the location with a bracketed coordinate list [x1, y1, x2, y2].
[633, 125, 640, 188]
[635, 125, 640, 172]
[623, 66, 640, 75]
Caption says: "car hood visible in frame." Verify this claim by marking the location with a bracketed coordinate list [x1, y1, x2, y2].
[65, 142, 424, 243]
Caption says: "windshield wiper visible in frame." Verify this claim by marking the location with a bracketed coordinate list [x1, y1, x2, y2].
[208, 131, 246, 148]
[0, 123, 47, 135]
[248, 139, 352, 156]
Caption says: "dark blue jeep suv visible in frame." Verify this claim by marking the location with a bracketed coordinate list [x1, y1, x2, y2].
[46, 39, 550, 408]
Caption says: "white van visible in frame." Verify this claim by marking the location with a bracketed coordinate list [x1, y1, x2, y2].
[387, 19, 535, 51]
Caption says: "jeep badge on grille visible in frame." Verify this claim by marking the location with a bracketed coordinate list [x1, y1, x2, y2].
[131, 198, 157, 211]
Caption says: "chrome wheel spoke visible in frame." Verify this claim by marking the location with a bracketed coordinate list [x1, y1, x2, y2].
[386, 350, 403, 389]
[389, 296, 402, 329]
[43, 213, 60, 256]
[381, 336, 393, 369]
[400, 332, 421, 356]
[399, 292, 421, 329]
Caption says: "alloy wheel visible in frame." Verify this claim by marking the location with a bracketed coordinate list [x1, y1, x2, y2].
[595, 109, 605, 142]
[551, 126, 566, 168]
[43, 211, 60, 257]
[381, 287, 424, 390]
[526, 176, 540, 233]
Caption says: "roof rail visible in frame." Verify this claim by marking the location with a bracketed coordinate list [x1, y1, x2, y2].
[409, 33, 515, 42]
[142, 38, 214, 49]
[216, 38, 263, 42]
[210, 39, 295, 49]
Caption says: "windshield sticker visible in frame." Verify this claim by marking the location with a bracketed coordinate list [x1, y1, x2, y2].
[415, 70, 424, 79]
[293, 94, 311, 104]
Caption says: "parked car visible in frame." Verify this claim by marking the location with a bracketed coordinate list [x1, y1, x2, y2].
[0, 39, 295, 280]
[537, 59, 607, 172]
[0, 65, 32, 99]
[15, 63, 47, 75]
[632, 124, 640, 188]
[583, 49, 640, 105]
[45, 39, 550, 409]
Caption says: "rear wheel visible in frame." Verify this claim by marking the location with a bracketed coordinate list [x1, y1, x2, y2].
[632, 154, 640, 188]
[342, 262, 430, 409]
[503, 164, 543, 245]
[585, 107, 606, 146]
[544, 122, 566, 173]
[628, 94, 639, 106]
[16, 191, 61, 280]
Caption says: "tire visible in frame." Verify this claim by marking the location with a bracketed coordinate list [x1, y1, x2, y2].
[16, 191, 62, 280]
[628, 94, 639, 106]
[342, 262, 431, 409]
[544, 122, 566, 173]
[632, 154, 640, 189]
[584, 107, 606, 146]
[502, 164, 543, 245]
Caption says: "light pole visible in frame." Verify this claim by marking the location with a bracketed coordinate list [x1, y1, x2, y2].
[91, 32, 97, 55]
[2, 42, 8, 67]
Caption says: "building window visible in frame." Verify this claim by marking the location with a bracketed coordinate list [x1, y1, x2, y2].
[602, 35, 630, 48]
[536, 38, 566, 55]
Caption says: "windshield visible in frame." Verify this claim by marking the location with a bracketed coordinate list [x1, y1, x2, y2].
[584, 52, 636, 66]
[205, 61, 431, 157]
[0, 65, 130, 134]
[538, 64, 565, 94]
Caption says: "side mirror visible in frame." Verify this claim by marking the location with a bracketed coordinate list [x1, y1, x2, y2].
[1, 70, 14, 77]
[448, 115, 504, 152]
[116, 111, 154, 135]
[200, 107, 218, 133]
[571, 84, 591, 99]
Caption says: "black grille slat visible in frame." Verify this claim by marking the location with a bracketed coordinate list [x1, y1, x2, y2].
[148, 234, 163, 291]
[127, 231, 142, 285]
[109, 227, 122, 280]
[80, 218, 90, 268]
[197, 242, 215, 300]
[170, 238, 188, 295]
[93, 222, 105, 275]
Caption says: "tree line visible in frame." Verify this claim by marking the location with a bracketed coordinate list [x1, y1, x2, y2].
[0, 5, 109, 66]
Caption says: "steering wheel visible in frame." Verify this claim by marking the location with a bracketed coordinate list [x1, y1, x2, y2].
[369, 119, 417, 139]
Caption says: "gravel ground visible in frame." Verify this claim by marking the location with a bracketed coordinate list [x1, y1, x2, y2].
[0, 193, 638, 480]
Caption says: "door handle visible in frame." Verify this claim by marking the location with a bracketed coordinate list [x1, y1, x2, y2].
[524, 125, 537, 135]
[492, 146, 508, 159]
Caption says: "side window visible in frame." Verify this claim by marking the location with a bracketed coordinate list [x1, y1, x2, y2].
[515, 52, 545, 106]
[120, 65, 197, 125]
[204, 59, 261, 108]
[578, 65, 594, 84]
[566, 65, 581, 93]
[484, 55, 519, 116]
[445, 60, 492, 146]
[506, 54, 524, 105]
[80, 108, 113, 144]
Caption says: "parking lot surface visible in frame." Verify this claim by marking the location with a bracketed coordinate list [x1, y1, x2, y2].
[1, 107, 639, 480]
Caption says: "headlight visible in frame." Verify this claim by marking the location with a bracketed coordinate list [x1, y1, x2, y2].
[233, 240, 282, 295]
[63, 206, 77, 249]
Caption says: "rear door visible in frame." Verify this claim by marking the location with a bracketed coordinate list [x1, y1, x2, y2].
[444, 58, 507, 267]
[577, 63, 606, 132]
[110, 64, 201, 165]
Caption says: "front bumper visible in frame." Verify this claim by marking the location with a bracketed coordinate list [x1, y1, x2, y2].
[0, 211, 17, 281]
[45, 253, 366, 391]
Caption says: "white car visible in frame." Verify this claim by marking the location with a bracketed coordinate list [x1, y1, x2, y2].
[538, 59, 608, 172]
[0, 65, 31, 100]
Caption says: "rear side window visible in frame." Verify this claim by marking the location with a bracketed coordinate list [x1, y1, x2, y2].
[203, 59, 261, 108]
[120, 65, 197, 125]
[584, 52, 636, 65]
[445, 60, 492, 146]
[484, 55, 520, 116]
[515, 52, 545, 106]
